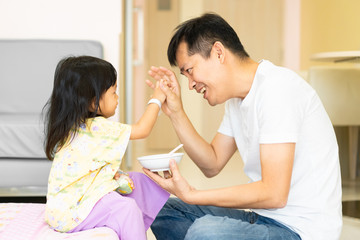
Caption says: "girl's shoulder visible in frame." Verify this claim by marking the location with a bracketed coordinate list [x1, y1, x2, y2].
[85, 116, 131, 137]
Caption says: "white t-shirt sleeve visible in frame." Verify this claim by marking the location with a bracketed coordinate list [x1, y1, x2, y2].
[257, 75, 304, 144]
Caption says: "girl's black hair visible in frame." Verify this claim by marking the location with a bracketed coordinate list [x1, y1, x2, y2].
[43, 55, 117, 160]
[167, 12, 249, 66]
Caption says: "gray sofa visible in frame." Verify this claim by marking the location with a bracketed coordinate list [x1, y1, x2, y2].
[0, 40, 103, 197]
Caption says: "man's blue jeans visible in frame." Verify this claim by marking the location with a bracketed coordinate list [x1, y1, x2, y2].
[151, 198, 301, 240]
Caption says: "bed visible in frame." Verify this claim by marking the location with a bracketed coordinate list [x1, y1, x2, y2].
[0, 203, 118, 240]
[0, 40, 119, 239]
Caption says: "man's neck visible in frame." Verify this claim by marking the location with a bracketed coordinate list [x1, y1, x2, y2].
[228, 57, 259, 100]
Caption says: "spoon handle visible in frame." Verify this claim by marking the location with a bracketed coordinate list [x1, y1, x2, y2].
[169, 143, 184, 155]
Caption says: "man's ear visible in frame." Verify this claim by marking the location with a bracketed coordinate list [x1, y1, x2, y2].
[212, 41, 225, 63]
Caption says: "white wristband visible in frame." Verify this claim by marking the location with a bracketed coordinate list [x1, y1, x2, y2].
[147, 98, 162, 109]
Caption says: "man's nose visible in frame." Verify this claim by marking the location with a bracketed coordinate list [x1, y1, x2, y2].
[188, 78, 196, 90]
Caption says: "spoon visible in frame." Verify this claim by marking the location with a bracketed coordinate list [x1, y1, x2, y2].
[168, 143, 183, 155]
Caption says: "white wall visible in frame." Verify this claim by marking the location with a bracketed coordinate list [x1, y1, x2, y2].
[0, 0, 122, 119]
[283, 0, 301, 71]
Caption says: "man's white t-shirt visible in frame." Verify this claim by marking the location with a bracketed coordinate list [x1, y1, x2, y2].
[218, 60, 342, 240]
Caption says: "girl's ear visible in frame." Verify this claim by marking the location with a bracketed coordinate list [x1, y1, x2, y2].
[89, 98, 96, 112]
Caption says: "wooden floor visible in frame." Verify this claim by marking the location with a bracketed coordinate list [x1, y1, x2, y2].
[343, 200, 360, 219]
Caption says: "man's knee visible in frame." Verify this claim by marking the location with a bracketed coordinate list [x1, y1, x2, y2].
[166, 197, 185, 208]
[152, 198, 182, 228]
[155, 197, 184, 216]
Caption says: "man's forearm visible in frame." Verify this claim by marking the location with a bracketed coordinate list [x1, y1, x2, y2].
[169, 109, 218, 176]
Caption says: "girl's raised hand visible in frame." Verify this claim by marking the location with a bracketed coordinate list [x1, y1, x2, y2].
[146, 66, 183, 116]
[151, 80, 167, 104]
[148, 66, 180, 95]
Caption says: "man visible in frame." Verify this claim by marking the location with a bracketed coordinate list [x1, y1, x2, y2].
[144, 13, 342, 240]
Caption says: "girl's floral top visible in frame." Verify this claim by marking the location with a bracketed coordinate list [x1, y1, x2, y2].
[45, 117, 131, 232]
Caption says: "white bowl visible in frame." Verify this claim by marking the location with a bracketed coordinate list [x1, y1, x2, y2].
[137, 152, 184, 172]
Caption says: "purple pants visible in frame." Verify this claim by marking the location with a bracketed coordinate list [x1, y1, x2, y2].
[68, 172, 169, 240]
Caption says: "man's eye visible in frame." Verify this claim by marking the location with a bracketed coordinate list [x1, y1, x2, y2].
[186, 68, 192, 74]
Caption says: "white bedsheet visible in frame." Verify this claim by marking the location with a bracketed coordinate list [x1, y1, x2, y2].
[0, 203, 118, 240]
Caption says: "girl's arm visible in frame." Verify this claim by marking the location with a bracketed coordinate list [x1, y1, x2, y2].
[130, 80, 165, 140]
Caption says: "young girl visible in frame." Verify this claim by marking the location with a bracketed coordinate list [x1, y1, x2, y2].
[43, 56, 169, 239]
